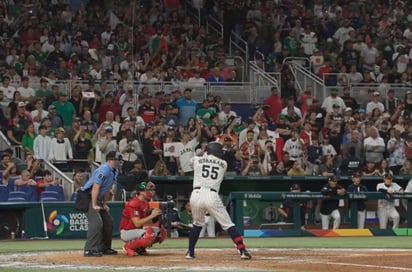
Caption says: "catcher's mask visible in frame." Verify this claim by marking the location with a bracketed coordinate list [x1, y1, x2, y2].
[136, 181, 156, 200]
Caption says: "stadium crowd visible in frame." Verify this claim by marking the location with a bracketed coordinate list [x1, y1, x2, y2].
[1, 0, 412, 189]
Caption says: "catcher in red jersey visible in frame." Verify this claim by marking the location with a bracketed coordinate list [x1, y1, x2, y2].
[119, 181, 167, 256]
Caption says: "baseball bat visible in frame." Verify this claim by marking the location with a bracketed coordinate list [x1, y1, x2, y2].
[30, 200, 49, 240]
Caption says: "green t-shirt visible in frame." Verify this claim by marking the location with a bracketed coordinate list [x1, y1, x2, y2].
[22, 133, 37, 152]
[196, 107, 216, 125]
[179, 210, 192, 226]
[36, 88, 51, 98]
[53, 101, 76, 127]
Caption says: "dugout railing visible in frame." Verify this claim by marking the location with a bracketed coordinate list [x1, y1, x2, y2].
[230, 191, 412, 236]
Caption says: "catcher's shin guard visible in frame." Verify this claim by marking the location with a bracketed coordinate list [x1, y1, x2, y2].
[124, 228, 156, 256]
[154, 225, 167, 244]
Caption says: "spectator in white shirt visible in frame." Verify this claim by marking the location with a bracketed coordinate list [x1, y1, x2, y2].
[33, 125, 51, 161]
[0, 76, 16, 101]
[187, 70, 206, 86]
[48, 127, 73, 162]
[281, 96, 302, 118]
[321, 88, 346, 114]
[218, 103, 237, 127]
[30, 99, 49, 133]
[364, 126, 385, 164]
[366, 92, 385, 116]
[17, 76, 35, 103]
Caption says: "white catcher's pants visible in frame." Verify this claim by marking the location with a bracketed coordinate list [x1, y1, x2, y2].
[378, 206, 400, 229]
[320, 209, 341, 230]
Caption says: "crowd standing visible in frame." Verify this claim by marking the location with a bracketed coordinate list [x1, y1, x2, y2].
[0, 0, 412, 232]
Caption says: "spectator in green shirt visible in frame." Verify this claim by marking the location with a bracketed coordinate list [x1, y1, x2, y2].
[35, 78, 51, 104]
[52, 92, 76, 127]
[196, 99, 216, 126]
[22, 123, 37, 154]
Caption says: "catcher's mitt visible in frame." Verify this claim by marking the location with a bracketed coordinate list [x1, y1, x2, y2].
[147, 208, 162, 224]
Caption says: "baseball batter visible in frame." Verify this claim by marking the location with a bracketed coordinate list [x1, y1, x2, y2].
[119, 181, 167, 256]
[186, 142, 252, 259]
[376, 173, 404, 229]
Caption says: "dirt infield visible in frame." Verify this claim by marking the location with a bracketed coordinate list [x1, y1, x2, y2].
[6, 248, 412, 271]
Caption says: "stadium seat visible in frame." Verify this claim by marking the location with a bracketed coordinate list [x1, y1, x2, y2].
[0, 185, 8, 202]
[70, 192, 78, 201]
[40, 191, 59, 202]
[7, 191, 27, 202]
[18, 185, 38, 202]
[7, 176, 20, 192]
[45, 185, 64, 201]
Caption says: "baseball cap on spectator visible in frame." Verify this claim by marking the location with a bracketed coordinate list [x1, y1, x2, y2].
[278, 114, 288, 120]
[384, 173, 393, 179]
[107, 44, 114, 51]
[56, 127, 65, 134]
[17, 101, 25, 108]
[105, 126, 113, 133]
[358, 108, 366, 113]
[373, 91, 380, 96]
[332, 104, 340, 108]
[72, 117, 81, 122]
[70, 53, 77, 58]
[316, 113, 323, 118]
[167, 126, 175, 131]
[40, 78, 48, 83]
[224, 136, 232, 142]
[352, 172, 362, 178]
[48, 104, 56, 110]
[165, 104, 174, 110]
[345, 107, 353, 112]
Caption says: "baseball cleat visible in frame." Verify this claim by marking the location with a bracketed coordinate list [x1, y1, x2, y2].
[135, 248, 149, 255]
[84, 250, 103, 257]
[123, 246, 137, 256]
[240, 249, 252, 260]
[185, 250, 195, 259]
[103, 248, 118, 255]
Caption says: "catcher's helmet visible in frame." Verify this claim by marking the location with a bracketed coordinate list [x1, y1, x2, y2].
[136, 181, 156, 200]
[206, 142, 224, 158]
[136, 181, 156, 191]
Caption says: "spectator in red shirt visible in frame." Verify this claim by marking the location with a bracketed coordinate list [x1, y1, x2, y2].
[264, 86, 283, 123]
[318, 58, 332, 79]
[99, 92, 121, 125]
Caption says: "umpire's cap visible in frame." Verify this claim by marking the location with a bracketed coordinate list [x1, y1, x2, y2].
[136, 181, 156, 191]
[106, 151, 121, 161]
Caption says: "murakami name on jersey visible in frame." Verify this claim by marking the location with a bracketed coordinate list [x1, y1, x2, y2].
[198, 157, 225, 168]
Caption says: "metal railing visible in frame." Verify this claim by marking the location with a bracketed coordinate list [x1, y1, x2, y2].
[248, 61, 281, 103]
[0, 131, 26, 160]
[284, 58, 326, 100]
[206, 15, 224, 40]
[229, 31, 249, 62]
[43, 160, 74, 201]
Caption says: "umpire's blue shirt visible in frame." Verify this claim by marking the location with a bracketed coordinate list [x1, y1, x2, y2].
[82, 163, 118, 200]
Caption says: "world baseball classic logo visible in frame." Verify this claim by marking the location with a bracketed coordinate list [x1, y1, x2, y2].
[47, 210, 69, 235]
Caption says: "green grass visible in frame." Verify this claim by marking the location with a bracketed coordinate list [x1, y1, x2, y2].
[1, 236, 412, 253]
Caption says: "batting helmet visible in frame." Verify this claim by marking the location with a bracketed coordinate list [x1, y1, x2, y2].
[206, 142, 224, 158]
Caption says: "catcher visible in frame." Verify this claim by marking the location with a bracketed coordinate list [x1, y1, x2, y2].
[119, 181, 167, 256]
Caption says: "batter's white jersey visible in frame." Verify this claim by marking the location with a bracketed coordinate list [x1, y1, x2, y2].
[192, 154, 227, 192]
[189, 154, 234, 230]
